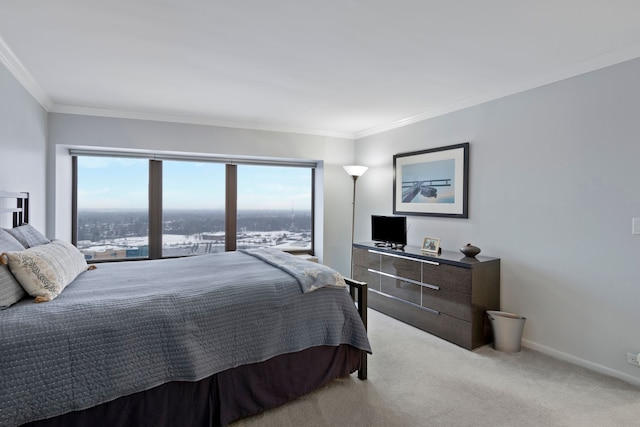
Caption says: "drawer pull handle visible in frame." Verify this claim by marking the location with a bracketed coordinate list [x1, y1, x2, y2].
[368, 249, 440, 266]
[368, 269, 440, 291]
[369, 289, 440, 315]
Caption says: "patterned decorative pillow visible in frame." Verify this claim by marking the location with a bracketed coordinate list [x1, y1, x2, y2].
[0, 239, 90, 303]
[0, 229, 27, 309]
[4, 224, 50, 248]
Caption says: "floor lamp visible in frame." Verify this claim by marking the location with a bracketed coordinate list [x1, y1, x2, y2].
[343, 165, 368, 278]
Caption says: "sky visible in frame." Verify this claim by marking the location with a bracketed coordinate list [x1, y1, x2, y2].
[402, 159, 454, 184]
[401, 159, 456, 203]
[77, 157, 312, 210]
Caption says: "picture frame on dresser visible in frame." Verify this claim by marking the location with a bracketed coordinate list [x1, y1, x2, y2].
[421, 237, 440, 254]
[393, 142, 469, 218]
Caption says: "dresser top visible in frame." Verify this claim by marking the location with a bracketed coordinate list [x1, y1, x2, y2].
[353, 241, 499, 268]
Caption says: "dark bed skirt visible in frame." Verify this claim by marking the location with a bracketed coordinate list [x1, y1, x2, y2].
[21, 344, 362, 427]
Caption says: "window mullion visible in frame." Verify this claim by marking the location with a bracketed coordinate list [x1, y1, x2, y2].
[149, 160, 163, 259]
[71, 156, 78, 246]
[311, 167, 315, 256]
[225, 164, 237, 252]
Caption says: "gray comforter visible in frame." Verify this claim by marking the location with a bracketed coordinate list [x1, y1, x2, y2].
[0, 250, 371, 427]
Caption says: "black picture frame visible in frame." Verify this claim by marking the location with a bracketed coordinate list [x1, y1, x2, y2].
[393, 142, 469, 218]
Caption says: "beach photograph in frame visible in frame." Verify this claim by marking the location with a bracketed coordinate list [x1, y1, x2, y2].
[393, 142, 469, 217]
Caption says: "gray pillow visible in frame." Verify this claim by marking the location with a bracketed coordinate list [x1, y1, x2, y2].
[4, 224, 50, 248]
[0, 229, 27, 309]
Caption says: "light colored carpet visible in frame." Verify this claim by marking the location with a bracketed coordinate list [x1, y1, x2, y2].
[232, 309, 640, 426]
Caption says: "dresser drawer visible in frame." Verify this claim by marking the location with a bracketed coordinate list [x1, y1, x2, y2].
[380, 275, 421, 305]
[422, 263, 472, 294]
[353, 264, 380, 291]
[380, 255, 420, 282]
[368, 290, 474, 349]
[422, 286, 472, 322]
[353, 248, 380, 270]
[421, 310, 473, 350]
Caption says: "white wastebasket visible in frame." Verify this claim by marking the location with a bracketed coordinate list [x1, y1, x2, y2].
[487, 311, 526, 353]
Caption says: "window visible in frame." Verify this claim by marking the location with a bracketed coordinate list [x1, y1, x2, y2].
[237, 165, 312, 252]
[72, 154, 315, 260]
[75, 157, 149, 261]
[162, 161, 226, 257]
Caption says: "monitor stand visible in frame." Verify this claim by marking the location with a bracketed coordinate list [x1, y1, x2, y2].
[374, 242, 405, 250]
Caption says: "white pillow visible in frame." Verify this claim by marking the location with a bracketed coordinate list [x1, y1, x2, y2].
[1, 239, 89, 303]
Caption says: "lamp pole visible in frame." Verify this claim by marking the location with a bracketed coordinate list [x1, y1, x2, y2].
[350, 174, 358, 277]
[343, 165, 368, 279]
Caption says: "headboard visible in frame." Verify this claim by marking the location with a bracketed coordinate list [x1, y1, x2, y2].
[0, 191, 30, 227]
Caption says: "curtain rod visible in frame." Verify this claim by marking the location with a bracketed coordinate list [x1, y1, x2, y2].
[68, 148, 317, 168]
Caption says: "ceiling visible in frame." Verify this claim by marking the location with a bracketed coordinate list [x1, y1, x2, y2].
[1, 1, 640, 139]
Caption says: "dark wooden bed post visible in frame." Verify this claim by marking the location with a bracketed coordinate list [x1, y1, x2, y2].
[16, 192, 29, 226]
[0, 191, 29, 227]
[345, 277, 368, 380]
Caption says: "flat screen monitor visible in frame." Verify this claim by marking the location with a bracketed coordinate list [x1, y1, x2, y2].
[371, 215, 407, 248]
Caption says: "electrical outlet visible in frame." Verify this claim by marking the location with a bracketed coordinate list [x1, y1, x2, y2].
[627, 352, 640, 366]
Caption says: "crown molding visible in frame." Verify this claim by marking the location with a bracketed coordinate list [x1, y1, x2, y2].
[49, 104, 355, 140]
[354, 42, 640, 140]
[0, 35, 52, 110]
[5, 31, 640, 142]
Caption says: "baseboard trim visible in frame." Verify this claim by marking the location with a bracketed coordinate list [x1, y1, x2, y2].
[522, 339, 640, 388]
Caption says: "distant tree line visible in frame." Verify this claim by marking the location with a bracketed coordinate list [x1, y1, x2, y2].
[77, 209, 312, 242]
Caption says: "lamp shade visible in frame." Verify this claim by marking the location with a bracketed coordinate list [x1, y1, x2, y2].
[343, 165, 368, 177]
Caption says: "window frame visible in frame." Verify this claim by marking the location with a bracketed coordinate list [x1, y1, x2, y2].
[71, 153, 316, 261]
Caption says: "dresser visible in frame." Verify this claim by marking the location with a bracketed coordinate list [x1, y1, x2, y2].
[352, 242, 500, 350]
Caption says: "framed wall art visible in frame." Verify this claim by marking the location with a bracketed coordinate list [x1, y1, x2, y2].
[393, 142, 469, 218]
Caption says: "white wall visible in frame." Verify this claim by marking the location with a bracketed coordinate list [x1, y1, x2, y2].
[0, 63, 47, 231]
[354, 57, 640, 386]
[47, 113, 356, 274]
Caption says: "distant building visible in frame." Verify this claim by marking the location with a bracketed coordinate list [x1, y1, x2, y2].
[81, 245, 148, 260]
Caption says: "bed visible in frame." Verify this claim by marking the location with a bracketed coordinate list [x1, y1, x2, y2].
[0, 191, 371, 427]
